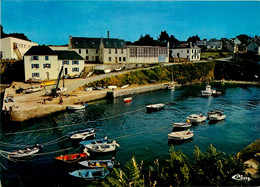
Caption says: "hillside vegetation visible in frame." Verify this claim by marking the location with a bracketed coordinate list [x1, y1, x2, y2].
[86, 62, 215, 88]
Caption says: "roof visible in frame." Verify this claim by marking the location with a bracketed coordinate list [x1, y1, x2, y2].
[171, 42, 200, 49]
[69, 37, 126, 49]
[70, 37, 101, 49]
[102, 38, 126, 48]
[24, 45, 56, 55]
[55, 50, 84, 60]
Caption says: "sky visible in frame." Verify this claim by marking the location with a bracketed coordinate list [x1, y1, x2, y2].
[1, 0, 260, 45]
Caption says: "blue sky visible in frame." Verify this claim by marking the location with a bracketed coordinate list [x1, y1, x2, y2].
[1, 1, 260, 45]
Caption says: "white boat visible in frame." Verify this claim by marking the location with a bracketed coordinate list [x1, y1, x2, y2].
[107, 85, 117, 89]
[114, 67, 122, 71]
[56, 87, 67, 94]
[201, 84, 216, 96]
[173, 122, 191, 128]
[25, 87, 43, 93]
[207, 110, 226, 121]
[84, 140, 120, 153]
[79, 159, 114, 169]
[8, 144, 43, 158]
[69, 168, 109, 180]
[80, 137, 112, 147]
[146, 103, 165, 112]
[104, 69, 111, 74]
[168, 129, 194, 140]
[121, 84, 129, 89]
[69, 128, 96, 140]
[66, 104, 86, 110]
[167, 84, 175, 90]
[84, 87, 93, 91]
[187, 114, 207, 123]
[232, 174, 251, 181]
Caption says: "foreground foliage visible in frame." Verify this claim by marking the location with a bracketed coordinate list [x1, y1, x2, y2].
[102, 145, 250, 186]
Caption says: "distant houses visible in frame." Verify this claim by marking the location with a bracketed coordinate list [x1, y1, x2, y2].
[24, 45, 84, 81]
[0, 37, 38, 60]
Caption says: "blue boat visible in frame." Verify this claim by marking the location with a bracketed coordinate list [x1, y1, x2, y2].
[69, 168, 109, 180]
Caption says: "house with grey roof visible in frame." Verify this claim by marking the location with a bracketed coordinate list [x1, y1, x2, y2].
[24, 45, 84, 81]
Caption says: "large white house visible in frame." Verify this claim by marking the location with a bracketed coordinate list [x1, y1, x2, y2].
[0, 37, 38, 60]
[24, 45, 84, 81]
[171, 42, 200, 61]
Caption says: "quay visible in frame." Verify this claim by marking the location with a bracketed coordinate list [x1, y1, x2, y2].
[2, 81, 171, 122]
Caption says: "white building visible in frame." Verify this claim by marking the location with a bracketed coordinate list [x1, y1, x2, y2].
[0, 37, 38, 60]
[171, 42, 200, 61]
[24, 45, 84, 81]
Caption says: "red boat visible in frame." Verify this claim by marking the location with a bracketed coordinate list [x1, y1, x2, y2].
[55, 150, 90, 163]
[124, 97, 132, 103]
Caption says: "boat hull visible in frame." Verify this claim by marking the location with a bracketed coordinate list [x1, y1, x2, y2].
[55, 153, 89, 163]
[67, 105, 86, 110]
[146, 103, 165, 112]
[173, 122, 191, 128]
[187, 114, 206, 123]
[79, 160, 114, 169]
[168, 130, 194, 140]
[69, 168, 109, 180]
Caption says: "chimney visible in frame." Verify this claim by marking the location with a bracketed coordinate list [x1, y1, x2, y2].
[107, 31, 110, 39]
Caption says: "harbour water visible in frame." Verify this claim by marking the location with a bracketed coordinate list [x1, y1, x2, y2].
[0, 83, 260, 186]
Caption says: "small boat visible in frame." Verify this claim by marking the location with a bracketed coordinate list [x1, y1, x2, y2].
[167, 84, 175, 90]
[25, 87, 43, 93]
[187, 114, 207, 123]
[79, 159, 114, 169]
[107, 85, 117, 89]
[115, 67, 122, 72]
[173, 122, 191, 128]
[168, 129, 194, 140]
[121, 84, 129, 89]
[212, 91, 222, 97]
[80, 137, 112, 147]
[66, 104, 86, 110]
[207, 110, 226, 121]
[104, 69, 111, 74]
[55, 149, 90, 163]
[124, 97, 132, 103]
[69, 168, 109, 180]
[69, 128, 96, 140]
[8, 144, 43, 158]
[84, 141, 120, 153]
[41, 81, 55, 87]
[84, 87, 93, 91]
[201, 84, 216, 96]
[56, 87, 67, 94]
[146, 103, 165, 112]
[231, 174, 251, 182]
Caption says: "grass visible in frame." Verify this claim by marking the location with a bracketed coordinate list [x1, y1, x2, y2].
[201, 52, 232, 59]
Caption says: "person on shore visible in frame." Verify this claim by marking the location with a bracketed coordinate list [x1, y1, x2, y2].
[42, 99, 46, 104]
[59, 97, 63, 104]
[9, 106, 13, 114]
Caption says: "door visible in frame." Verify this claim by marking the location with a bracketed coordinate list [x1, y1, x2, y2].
[115, 57, 117, 63]
[46, 72, 49, 79]
[65, 68, 68, 75]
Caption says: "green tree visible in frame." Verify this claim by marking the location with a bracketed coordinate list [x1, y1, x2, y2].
[187, 35, 200, 45]
[102, 157, 144, 187]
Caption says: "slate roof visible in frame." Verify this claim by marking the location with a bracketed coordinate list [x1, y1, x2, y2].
[102, 38, 126, 48]
[170, 42, 200, 49]
[70, 37, 126, 49]
[24, 45, 56, 55]
[70, 37, 101, 49]
[55, 50, 84, 60]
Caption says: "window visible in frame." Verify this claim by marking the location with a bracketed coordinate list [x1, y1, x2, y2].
[123, 57, 126, 61]
[121, 49, 123, 54]
[86, 49, 88, 54]
[86, 56, 89, 60]
[62, 60, 69, 65]
[72, 68, 79, 72]
[45, 56, 49, 60]
[115, 48, 117, 54]
[119, 57, 121, 61]
[79, 49, 81, 54]
[43, 64, 51, 68]
[31, 64, 39, 69]
[72, 60, 79, 65]
[187, 50, 189, 53]
[96, 49, 98, 54]
[92, 56, 94, 61]
[95, 56, 98, 61]
[109, 49, 111, 54]
[32, 56, 39, 61]
[32, 73, 40, 77]
[109, 57, 111, 61]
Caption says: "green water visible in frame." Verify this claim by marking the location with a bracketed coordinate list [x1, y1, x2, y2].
[0, 83, 259, 186]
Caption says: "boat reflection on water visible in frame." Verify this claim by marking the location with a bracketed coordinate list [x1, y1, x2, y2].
[168, 138, 193, 146]
[208, 119, 225, 125]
